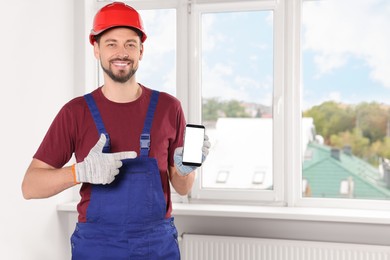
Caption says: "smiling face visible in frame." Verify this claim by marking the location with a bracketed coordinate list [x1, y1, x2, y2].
[94, 27, 144, 84]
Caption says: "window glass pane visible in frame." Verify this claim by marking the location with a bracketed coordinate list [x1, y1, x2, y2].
[98, 9, 176, 96]
[138, 9, 176, 96]
[201, 11, 274, 190]
[301, 0, 390, 200]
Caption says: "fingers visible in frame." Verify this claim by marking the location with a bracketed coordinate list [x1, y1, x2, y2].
[202, 134, 211, 157]
[91, 134, 107, 153]
[112, 151, 138, 160]
[104, 175, 116, 185]
[202, 146, 209, 156]
[102, 161, 122, 185]
[203, 134, 211, 148]
[174, 147, 184, 156]
[102, 162, 122, 185]
[203, 134, 211, 153]
[112, 167, 120, 178]
[114, 160, 123, 168]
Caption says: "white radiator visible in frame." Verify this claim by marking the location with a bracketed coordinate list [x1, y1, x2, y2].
[181, 234, 390, 260]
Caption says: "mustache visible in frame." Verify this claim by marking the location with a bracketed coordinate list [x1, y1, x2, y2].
[109, 58, 132, 62]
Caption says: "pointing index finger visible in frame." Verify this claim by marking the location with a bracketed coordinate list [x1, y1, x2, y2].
[112, 151, 137, 160]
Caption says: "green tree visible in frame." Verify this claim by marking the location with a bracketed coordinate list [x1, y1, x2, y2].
[355, 102, 389, 143]
[202, 98, 223, 121]
[303, 101, 355, 144]
[374, 137, 390, 162]
[306, 101, 390, 166]
[330, 128, 370, 160]
[202, 98, 251, 121]
[223, 100, 250, 118]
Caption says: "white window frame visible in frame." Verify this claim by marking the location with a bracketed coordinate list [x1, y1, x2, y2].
[187, 0, 285, 204]
[91, 0, 390, 211]
[292, 0, 390, 211]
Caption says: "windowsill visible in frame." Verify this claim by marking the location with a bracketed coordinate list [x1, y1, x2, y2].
[57, 201, 390, 225]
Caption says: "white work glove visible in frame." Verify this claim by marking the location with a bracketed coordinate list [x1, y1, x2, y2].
[72, 134, 137, 184]
[174, 134, 211, 176]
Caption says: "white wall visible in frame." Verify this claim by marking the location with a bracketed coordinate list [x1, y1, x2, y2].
[0, 1, 77, 259]
[2, 1, 390, 259]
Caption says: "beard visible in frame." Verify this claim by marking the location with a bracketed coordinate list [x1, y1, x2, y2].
[101, 58, 138, 83]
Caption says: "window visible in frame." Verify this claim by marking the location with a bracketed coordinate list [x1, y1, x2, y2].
[300, 0, 390, 207]
[189, 1, 285, 202]
[137, 9, 176, 96]
[93, 0, 390, 210]
[200, 10, 273, 191]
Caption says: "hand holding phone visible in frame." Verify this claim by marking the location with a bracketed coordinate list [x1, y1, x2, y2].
[174, 124, 210, 176]
[182, 124, 205, 166]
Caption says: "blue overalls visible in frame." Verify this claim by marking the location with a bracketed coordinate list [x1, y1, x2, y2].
[70, 91, 181, 260]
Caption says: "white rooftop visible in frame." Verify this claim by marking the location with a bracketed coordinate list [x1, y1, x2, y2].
[200, 117, 315, 190]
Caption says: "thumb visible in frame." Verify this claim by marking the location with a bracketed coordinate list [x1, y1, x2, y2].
[90, 134, 107, 153]
[112, 151, 137, 160]
[174, 147, 184, 156]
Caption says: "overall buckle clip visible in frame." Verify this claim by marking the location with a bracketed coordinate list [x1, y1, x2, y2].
[140, 134, 150, 151]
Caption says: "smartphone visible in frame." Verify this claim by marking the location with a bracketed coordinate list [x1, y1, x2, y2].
[182, 124, 205, 166]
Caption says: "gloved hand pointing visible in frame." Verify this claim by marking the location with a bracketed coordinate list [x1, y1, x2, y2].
[72, 134, 137, 184]
[174, 134, 211, 176]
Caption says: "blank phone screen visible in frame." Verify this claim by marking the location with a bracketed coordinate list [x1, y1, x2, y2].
[183, 125, 205, 165]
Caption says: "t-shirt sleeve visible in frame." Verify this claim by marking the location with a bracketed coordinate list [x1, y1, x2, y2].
[33, 104, 75, 168]
[168, 103, 186, 167]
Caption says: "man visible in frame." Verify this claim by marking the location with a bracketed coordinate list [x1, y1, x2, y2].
[22, 2, 209, 259]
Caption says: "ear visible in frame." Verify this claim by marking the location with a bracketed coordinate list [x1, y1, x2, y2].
[93, 42, 100, 59]
[139, 43, 144, 61]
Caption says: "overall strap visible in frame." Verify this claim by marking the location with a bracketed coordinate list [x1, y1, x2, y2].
[84, 94, 111, 153]
[140, 90, 160, 157]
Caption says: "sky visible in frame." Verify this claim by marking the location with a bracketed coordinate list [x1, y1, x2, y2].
[135, 0, 390, 111]
[136, 8, 273, 104]
[200, 11, 274, 105]
[136, 9, 177, 95]
[301, 0, 390, 109]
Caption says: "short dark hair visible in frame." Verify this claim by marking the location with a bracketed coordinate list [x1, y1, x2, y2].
[94, 26, 143, 45]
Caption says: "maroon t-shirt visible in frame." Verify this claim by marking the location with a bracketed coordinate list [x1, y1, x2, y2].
[34, 85, 186, 222]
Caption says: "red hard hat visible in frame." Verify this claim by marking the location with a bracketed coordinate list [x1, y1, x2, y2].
[89, 2, 147, 45]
